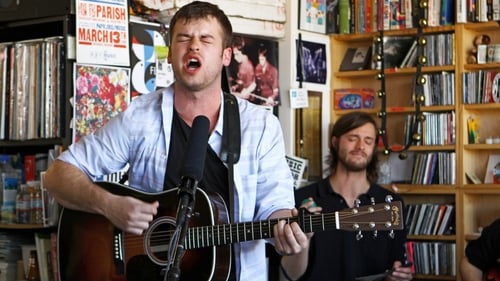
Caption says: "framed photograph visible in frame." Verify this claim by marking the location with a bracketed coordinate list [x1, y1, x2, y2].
[296, 39, 327, 84]
[225, 35, 280, 107]
[298, 0, 327, 34]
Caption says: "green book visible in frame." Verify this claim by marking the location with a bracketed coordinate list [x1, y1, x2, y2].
[338, 0, 351, 34]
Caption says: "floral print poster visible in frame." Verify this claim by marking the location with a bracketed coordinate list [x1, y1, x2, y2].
[73, 63, 130, 143]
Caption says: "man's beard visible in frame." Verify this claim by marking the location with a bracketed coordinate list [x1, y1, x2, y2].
[338, 152, 372, 172]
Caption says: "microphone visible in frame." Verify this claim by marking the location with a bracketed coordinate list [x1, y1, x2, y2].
[179, 115, 210, 188]
[166, 115, 209, 281]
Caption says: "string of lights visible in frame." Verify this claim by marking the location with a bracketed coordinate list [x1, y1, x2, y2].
[374, 0, 429, 159]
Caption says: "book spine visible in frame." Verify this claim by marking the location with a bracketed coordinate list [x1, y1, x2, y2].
[468, 0, 477, 22]
[383, 0, 391, 30]
[339, 0, 351, 34]
[0, 44, 9, 140]
[457, 0, 468, 22]
[372, 0, 379, 31]
[493, 0, 500, 20]
[366, 0, 373, 32]
[440, 0, 454, 25]
[357, 0, 366, 33]
[404, 0, 413, 28]
[50, 232, 59, 281]
[405, 241, 416, 272]
[427, 0, 438, 26]
[487, 0, 493, 20]
[398, 0, 406, 29]
[326, 0, 339, 33]
[350, 0, 355, 33]
[24, 154, 36, 182]
[479, 0, 489, 21]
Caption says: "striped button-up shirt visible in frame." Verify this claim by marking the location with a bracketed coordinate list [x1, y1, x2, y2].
[59, 86, 295, 280]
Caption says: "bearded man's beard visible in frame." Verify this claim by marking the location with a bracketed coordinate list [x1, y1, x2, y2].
[338, 152, 372, 172]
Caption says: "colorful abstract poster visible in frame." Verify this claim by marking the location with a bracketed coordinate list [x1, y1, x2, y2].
[129, 20, 171, 98]
[73, 63, 130, 143]
[299, 0, 327, 34]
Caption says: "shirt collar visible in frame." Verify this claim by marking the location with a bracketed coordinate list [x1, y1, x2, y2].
[213, 90, 225, 138]
[318, 177, 377, 202]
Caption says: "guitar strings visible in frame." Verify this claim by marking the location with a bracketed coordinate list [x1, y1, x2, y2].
[118, 207, 395, 255]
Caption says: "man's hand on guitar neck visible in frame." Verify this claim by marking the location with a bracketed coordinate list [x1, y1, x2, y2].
[271, 208, 310, 257]
[272, 207, 312, 281]
[272, 197, 320, 257]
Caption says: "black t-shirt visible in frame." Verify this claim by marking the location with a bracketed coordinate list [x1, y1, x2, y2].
[164, 110, 229, 203]
[465, 218, 500, 271]
[293, 178, 408, 281]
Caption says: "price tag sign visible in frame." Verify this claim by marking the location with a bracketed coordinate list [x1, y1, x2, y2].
[289, 88, 308, 109]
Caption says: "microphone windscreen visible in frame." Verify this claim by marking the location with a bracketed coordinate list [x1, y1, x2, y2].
[180, 115, 210, 181]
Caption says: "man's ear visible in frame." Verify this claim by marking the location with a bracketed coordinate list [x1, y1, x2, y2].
[331, 136, 337, 149]
[222, 47, 232, 66]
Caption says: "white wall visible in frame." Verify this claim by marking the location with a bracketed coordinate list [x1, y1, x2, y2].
[278, 0, 331, 177]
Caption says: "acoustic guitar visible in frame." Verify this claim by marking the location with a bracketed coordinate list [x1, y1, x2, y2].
[57, 181, 404, 281]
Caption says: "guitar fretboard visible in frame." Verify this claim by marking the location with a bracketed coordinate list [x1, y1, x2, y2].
[180, 202, 402, 249]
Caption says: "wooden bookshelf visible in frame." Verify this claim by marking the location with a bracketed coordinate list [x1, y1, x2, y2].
[0, 11, 74, 281]
[330, 18, 500, 281]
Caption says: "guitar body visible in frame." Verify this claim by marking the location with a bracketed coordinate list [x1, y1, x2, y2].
[57, 182, 231, 281]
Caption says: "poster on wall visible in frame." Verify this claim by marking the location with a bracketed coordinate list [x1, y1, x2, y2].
[298, 0, 327, 34]
[73, 63, 130, 143]
[225, 35, 280, 108]
[296, 39, 327, 84]
[76, 0, 130, 66]
[129, 20, 172, 99]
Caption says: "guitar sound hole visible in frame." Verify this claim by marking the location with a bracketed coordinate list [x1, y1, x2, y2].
[145, 216, 176, 266]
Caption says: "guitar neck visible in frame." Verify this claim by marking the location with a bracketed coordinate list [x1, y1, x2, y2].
[184, 215, 303, 249]
[184, 201, 403, 249]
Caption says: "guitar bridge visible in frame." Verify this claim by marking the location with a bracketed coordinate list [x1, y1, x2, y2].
[113, 228, 125, 274]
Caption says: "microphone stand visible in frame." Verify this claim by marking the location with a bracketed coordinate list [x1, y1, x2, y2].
[164, 177, 198, 281]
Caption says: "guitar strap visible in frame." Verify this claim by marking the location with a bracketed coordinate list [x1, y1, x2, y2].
[221, 92, 241, 223]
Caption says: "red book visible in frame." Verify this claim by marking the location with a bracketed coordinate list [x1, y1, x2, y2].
[24, 155, 36, 182]
[405, 241, 416, 272]
[365, 0, 372, 32]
